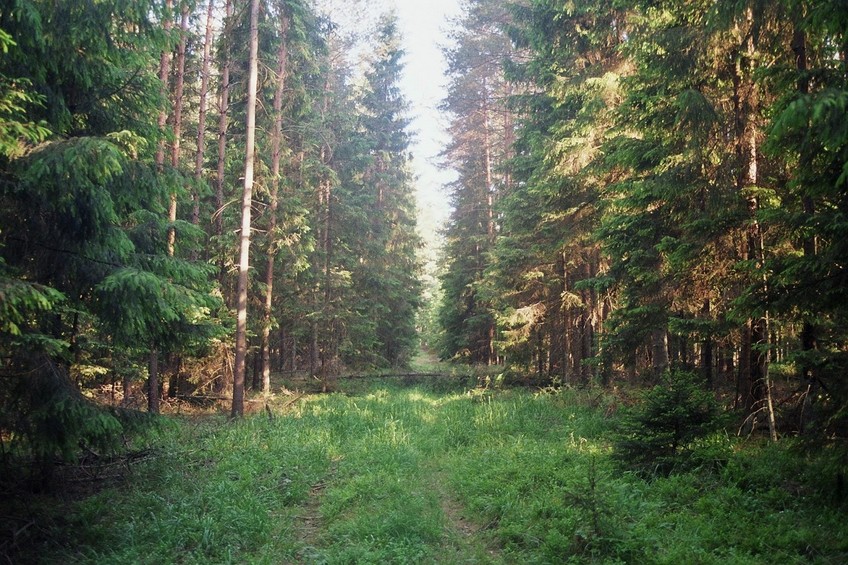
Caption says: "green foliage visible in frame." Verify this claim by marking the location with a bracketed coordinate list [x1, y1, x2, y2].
[322, 14, 422, 369]
[436, 0, 514, 365]
[0, 356, 157, 488]
[8, 382, 847, 563]
[0, 262, 64, 341]
[0, 0, 227, 482]
[0, 0, 166, 139]
[2, 133, 223, 357]
[614, 370, 723, 476]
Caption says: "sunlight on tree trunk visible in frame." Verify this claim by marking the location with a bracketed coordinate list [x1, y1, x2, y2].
[233, 0, 259, 418]
[149, 0, 174, 415]
[168, 3, 189, 256]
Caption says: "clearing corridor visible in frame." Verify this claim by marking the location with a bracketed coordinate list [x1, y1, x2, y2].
[286, 381, 511, 563]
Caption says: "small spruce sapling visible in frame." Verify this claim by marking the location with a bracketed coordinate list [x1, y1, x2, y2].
[614, 370, 721, 476]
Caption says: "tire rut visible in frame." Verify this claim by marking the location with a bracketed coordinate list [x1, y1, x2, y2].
[427, 467, 505, 564]
[292, 459, 339, 563]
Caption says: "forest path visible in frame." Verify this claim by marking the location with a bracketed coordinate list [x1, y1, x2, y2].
[425, 464, 505, 563]
[292, 458, 338, 563]
[279, 378, 506, 563]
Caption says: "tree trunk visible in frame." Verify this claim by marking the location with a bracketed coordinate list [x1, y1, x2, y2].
[155, 0, 173, 169]
[651, 328, 669, 376]
[232, 0, 259, 419]
[261, 16, 290, 395]
[744, 16, 768, 414]
[122, 372, 133, 406]
[193, 0, 215, 227]
[482, 76, 495, 244]
[733, 10, 772, 435]
[481, 77, 495, 364]
[215, 0, 233, 285]
[553, 251, 568, 384]
[148, 347, 159, 414]
[580, 261, 594, 383]
[793, 9, 819, 432]
[701, 299, 713, 388]
[167, 3, 188, 256]
[150, 0, 172, 414]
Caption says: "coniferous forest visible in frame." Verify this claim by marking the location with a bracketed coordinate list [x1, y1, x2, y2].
[1, 0, 847, 562]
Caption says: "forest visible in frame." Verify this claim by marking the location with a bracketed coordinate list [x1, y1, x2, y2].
[1, 0, 847, 562]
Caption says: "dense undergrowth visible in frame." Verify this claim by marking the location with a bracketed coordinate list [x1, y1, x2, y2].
[3, 377, 847, 564]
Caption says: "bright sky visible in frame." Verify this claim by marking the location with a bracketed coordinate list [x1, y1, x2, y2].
[392, 0, 462, 239]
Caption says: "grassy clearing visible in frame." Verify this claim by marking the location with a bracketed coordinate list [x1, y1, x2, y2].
[10, 379, 848, 564]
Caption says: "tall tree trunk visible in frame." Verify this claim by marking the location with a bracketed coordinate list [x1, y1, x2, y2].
[193, 0, 215, 227]
[148, 346, 159, 414]
[215, 0, 232, 286]
[734, 11, 773, 437]
[701, 299, 714, 388]
[155, 0, 173, 169]
[481, 77, 495, 243]
[150, 0, 173, 414]
[261, 17, 290, 395]
[744, 20, 768, 415]
[732, 41, 752, 410]
[162, 3, 188, 399]
[580, 261, 594, 383]
[232, 0, 259, 418]
[552, 251, 568, 383]
[651, 328, 669, 375]
[480, 76, 495, 364]
[321, 175, 332, 386]
[503, 82, 515, 193]
[167, 3, 188, 256]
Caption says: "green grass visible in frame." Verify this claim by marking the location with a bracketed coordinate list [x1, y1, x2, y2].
[11, 380, 848, 564]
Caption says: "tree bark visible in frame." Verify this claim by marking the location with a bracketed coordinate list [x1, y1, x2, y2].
[232, 0, 259, 418]
[744, 18, 768, 415]
[651, 328, 669, 375]
[701, 299, 713, 388]
[148, 347, 159, 414]
[150, 0, 173, 414]
[215, 0, 233, 285]
[167, 3, 189, 256]
[792, 8, 819, 432]
[193, 0, 215, 228]
[155, 0, 173, 169]
[261, 15, 290, 395]
[481, 77, 495, 365]
[733, 11, 772, 436]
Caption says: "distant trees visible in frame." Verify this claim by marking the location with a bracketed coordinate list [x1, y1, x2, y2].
[437, 0, 848, 435]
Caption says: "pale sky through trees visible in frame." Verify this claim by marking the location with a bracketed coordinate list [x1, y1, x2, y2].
[393, 0, 462, 239]
[310, 0, 462, 300]
[321, 0, 463, 245]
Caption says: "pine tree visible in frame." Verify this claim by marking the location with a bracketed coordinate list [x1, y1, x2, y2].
[762, 0, 848, 433]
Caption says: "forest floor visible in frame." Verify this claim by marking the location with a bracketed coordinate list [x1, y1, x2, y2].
[5, 371, 848, 564]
